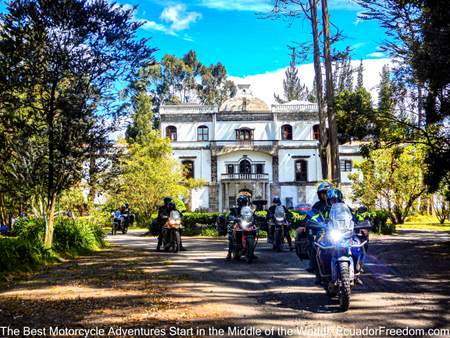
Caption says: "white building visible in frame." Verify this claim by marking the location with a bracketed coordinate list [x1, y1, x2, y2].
[160, 84, 362, 212]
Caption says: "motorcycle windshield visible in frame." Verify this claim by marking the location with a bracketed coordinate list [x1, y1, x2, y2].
[170, 210, 181, 221]
[274, 206, 285, 220]
[240, 206, 253, 224]
[328, 203, 354, 234]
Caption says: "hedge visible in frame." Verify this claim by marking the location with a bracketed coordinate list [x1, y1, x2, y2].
[368, 209, 395, 234]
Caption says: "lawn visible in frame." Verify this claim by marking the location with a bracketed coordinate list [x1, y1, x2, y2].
[397, 214, 450, 231]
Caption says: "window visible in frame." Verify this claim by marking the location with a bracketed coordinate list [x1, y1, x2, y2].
[166, 126, 177, 141]
[239, 159, 252, 174]
[313, 124, 320, 140]
[227, 164, 234, 174]
[281, 124, 293, 140]
[181, 160, 194, 179]
[197, 125, 209, 141]
[236, 128, 253, 141]
[256, 164, 264, 174]
[295, 160, 308, 182]
[340, 160, 353, 172]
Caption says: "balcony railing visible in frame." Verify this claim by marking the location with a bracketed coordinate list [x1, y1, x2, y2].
[221, 173, 269, 181]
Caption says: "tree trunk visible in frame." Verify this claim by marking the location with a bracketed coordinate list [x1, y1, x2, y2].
[88, 155, 97, 204]
[309, 0, 328, 180]
[321, 0, 340, 184]
[44, 193, 57, 248]
[0, 193, 8, 226]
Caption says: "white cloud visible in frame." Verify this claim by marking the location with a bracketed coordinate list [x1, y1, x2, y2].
[328, 0, 362, 11]
[160, 4, 202, 31]
[367, 52, 385, 58]
[140, 4, 201, 41]
[199, 0, 272, 12]
[229, 58, 393, 105]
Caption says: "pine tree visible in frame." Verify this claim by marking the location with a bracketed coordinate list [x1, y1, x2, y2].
[356, 59, 364, 89]
[274, 48, 308, 103]
[344, 56, 353, 91]
[378, 65, 394, 114]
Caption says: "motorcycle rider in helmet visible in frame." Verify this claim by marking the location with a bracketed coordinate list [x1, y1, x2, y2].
[156, 197, 186, 251]
[267, 197, 294, 251]
[305, 182, 333, 278]
[226, 194, 250, 260]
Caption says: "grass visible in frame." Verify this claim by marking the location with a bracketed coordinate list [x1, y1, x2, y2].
[397, 214, 450, 231]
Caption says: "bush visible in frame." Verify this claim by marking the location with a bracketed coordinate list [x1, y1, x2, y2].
[182, 212, 224, 236]
[369, 210, 395, 234]
[53, 219, 106, 254]
[0, 217, 106, 279]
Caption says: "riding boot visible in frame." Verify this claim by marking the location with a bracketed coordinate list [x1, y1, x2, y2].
[156, 233, 162, 251]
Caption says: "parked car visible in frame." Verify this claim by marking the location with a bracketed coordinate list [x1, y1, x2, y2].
[294, 203, 312, 212]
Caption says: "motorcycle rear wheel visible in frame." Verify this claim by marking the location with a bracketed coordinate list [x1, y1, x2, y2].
[338, 261, 351, 311]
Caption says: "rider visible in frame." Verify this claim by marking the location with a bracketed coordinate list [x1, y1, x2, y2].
[156, 198, 186, 251]
[226, 194, 250, 260]
[306, 182, 332, 275]
[326, 188, 365, 284]
[267, 197, 293, 251]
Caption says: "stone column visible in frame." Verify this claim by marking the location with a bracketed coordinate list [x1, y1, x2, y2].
[271, 155, 280, 197]
[209, 155, 219, 211]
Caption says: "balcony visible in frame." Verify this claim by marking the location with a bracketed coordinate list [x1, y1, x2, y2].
[221, 173, 269, 181]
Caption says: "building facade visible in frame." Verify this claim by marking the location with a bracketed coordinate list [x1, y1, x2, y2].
[160, 84, 361, 211]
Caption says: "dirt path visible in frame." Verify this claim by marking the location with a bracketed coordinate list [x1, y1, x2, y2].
[0, 230, 449, 337]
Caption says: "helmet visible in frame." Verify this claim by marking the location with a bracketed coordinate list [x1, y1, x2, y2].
[163, 197, 172, 206]
[237, 195, 249, 207]
[167, 202, 176, 210]
[124, 202, 129, 208]
[327, 188, 344, 204]
[272, 197, 281, 206]
[317, 182, 332, 193]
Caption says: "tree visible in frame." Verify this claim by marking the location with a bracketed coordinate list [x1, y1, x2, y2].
[356, 59, 364, 90]
[272, 0, 329, 180]
[378, 65, 395, 114]
[274, 48, 309, 103]
[111, 135, 189, 223]
[335, 88, 375, 143]
[0, 0, 155, 247]
[199, 63, 237, 106]
[350, 145, 427, 224]
[356, 0, 450, 195]
[432, 186, 450, 224]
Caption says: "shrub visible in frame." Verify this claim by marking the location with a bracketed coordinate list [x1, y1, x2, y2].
[369, 209, 395, 234]
[182, 212, 223, 236]
[53, 219, 106, 254]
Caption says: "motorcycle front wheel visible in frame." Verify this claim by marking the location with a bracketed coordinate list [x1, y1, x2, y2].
[246, 236, 255, 264]
[173, 230, 181, 253]
[274, 230, 282, 252]
[338, 261, 351, 311]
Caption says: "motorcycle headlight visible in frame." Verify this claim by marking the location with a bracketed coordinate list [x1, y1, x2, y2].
[275, 217, 284, 222]
[169, 220, 175, 225]
[241, 220, 250, 229]
[329, 229, 344, 243]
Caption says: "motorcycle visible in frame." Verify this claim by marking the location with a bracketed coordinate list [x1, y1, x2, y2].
[230, 206, 258, 263]
[161, 210, 183, 253]
[272, 206, 288, 252]
[313, 203, 371, 311]
[294, 212, 309, 259]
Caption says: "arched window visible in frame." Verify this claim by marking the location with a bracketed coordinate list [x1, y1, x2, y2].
[181, 160, 194, 179]
[281, 124, 293, 140]
[295, 160, 308, 182]
[235, 128, 253, 141]
[197, 125, 209, 141]
[239, 159, 252, 174]
[166, 125, 177, 141]
[313, 124, 320, 140]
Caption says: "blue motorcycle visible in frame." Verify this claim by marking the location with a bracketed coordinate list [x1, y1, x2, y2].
[311, 203, 371, 311]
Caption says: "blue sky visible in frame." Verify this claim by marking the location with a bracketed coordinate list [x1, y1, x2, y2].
[122, 0, 388, 77]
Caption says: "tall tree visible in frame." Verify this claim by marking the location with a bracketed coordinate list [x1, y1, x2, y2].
[274, 48, 309, 103]
[356, 0, 450, 194]
[321, 0, 340, 183]
[0, 0, 155, 247]
[356, 59, 364, 90]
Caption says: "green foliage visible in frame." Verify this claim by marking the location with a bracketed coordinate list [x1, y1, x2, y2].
[53, 219, 106, 254]
[350, 145, 427, 224]
[1, 217, 105, 279]
[181, 212, 223, 236]
[335, 88, 376, 143]
[368, 209, 394, 234]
